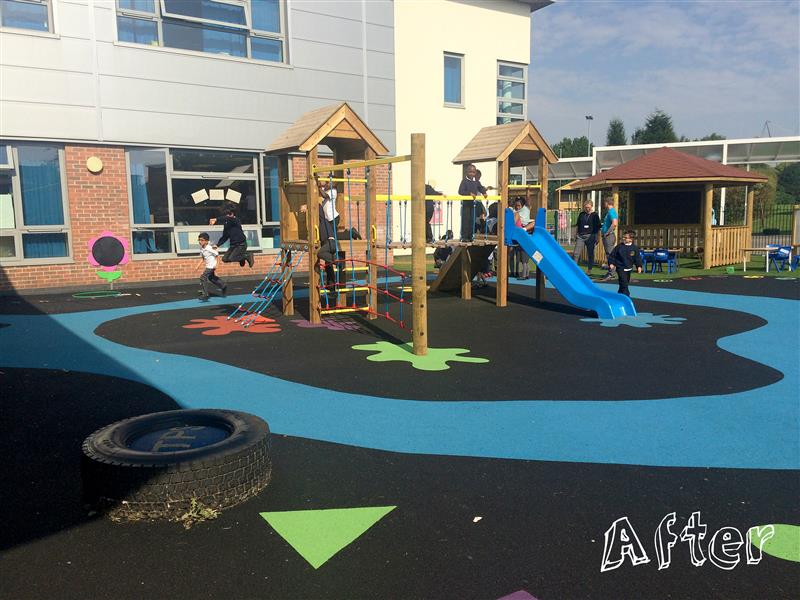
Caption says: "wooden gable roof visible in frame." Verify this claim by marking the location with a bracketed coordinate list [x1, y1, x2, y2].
[452, 121, 558, 165]
[572, 147, 769, 190]
[266, 102, 389, 155]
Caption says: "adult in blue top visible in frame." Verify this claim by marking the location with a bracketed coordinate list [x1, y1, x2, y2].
[599, 196, 618, 280]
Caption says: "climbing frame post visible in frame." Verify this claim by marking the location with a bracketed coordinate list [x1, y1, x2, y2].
[496, 157, 509, 307]
[410, 133, 428, 356]
[306, 147, 321, 323]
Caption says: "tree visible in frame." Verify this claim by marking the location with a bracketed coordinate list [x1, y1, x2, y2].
[697, 133, 726, 141]
[776, 163, 800, 201]
[631, 109, 679, 144]
[751, 164, 777, 228]
[606, 118, 627, 146]
[552, 136, 593, 158]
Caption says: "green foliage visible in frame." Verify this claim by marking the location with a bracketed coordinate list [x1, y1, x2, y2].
[751, 164, 778, 224]
[552, 136, 593, 158]
[776, 163, 800, 200]
[631, 109, 679, 144]
[606, 118, 627, 146]
[697, 133, 726, 141]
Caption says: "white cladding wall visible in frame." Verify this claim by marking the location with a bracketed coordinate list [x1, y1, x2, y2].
[0, 0, 396, 152]
[393, 0, 530, 194]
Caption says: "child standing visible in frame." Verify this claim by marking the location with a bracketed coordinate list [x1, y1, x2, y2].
[458, 163, 487, 242]
[608, 230, 643, 297]
[196, 232, 226, 301]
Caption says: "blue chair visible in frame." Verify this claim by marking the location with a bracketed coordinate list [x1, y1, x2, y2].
[640, 250, 654, 272]
[651, 248, 676, 273]
[769, 246, 792, 272]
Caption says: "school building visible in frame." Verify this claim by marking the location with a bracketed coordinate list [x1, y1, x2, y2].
[0, 0, 551, 291]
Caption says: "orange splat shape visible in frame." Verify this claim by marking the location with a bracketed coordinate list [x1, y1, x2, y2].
[182, 315, 280, 336]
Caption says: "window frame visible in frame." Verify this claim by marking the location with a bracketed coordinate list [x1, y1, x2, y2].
[0, 0, 54, 35]
[126, 147, 269, 259]
[0, 144, 73, 266]
[259, 153, 281, 253]
[497, 60, 528, 124]
[443, 51, 465, 108]
[159, 0, 250, 30]
[115, 0, 287, 64]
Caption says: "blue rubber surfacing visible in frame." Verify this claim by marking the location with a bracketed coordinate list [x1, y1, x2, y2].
[0, 284, 797, 470]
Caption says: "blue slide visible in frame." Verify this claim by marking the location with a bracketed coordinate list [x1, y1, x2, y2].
[504, 208, 636, 319]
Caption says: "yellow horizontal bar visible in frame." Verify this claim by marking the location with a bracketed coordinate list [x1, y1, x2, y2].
[288, 178, 369, 184]
[509, 184, 541, 189]
[320, 306, 370, 315]
[377, 195, 503, 202]
[320, 286, 369, 295]
[312, 154, 411, 174]
[397, 286, 413, 292]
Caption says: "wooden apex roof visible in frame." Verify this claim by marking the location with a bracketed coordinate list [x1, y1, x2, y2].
[452, 121, 558, 165]
[265, 102, 389, 155]
[572, 146, 769, 190]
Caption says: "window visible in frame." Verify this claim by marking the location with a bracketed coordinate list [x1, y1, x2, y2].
[0, 143, 71, 264]
[126, 147, 273, 257]
[116, 0, 287, 63]
[444, 52, 463, 107]
[261, 155, 280, 249]
[497, 60, 527, 125]
[0, 0, 53, 33]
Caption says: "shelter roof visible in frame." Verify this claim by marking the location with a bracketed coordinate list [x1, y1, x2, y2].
[452, 121, 558, 166]
[265, 102, 389, 156]
[571, 147, 768, 190]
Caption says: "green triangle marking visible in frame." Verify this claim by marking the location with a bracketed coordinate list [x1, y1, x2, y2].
[260, 506, 396, 569]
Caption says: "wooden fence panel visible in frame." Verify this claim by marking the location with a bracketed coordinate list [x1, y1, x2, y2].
[710, 226, 749, 267]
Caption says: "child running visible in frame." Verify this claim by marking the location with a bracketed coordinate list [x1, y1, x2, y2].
[196, 232, 226, 301]
[607, 230, 643, 296]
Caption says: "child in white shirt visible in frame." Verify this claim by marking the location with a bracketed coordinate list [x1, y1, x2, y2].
[196, 232, 226, 301]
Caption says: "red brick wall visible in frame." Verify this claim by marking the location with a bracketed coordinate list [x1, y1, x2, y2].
[0, 146, 398, 292]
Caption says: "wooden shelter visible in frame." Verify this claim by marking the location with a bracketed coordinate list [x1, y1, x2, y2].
[555, 179, 582, 210]
[264, 102, 389, 323]
[569, 147, 768, 268]
[444, 120, 558, 306]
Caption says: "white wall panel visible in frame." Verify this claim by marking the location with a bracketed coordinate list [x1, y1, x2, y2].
[1, 101, 97, 139]
[1, 66, 95, 106]
[366, 23, 393, 54]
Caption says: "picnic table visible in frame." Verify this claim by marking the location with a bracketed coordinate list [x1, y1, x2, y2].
[741, 247, 786, 272]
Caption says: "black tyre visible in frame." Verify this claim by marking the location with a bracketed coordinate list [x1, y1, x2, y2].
[81, 409, 271, 521]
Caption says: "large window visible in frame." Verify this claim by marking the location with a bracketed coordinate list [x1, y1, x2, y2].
[444, 52, 464, 107]
[497, 61, 527, 125]
[115, 0, 286, 63]
[127, 147, 274, 257]
[0, 143, 71, 264]
[0, 0, 53, 33]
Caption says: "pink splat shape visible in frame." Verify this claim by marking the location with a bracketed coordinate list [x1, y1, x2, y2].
[183, 315, 280, 336]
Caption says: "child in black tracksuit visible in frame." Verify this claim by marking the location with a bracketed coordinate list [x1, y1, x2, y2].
[211, 204, 254, 268]
[608, 230, 643, 296]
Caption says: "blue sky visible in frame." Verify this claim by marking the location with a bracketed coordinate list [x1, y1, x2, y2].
[528, 0, 800, 146]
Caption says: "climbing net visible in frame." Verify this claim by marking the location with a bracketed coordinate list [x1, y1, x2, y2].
[228, 244, 306, 328]
[317, 164, 410, 328]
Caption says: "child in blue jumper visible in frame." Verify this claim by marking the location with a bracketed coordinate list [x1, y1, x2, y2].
[608, 230, 643, 296]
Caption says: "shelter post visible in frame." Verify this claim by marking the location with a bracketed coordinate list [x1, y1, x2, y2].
[497, 158, 509, 307]
[410, 133, 428, 355]
[703, 183, 713, 269]
[306, 147, 321, 323]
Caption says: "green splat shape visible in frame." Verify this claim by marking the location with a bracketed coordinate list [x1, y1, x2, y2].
[260, 506, 396, 569]
[351, 341, 489, 371]
[749, 524, 800, 563]
[96, 269, 122, 282]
